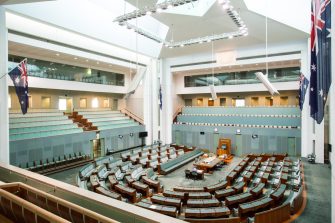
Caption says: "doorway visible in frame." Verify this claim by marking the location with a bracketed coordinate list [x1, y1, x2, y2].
[197, 98, 203, 106]
[213, 133, 220, 152]
[287, 137, 296, 156]
[208, 99, 214, 106]
[113, 99, 118, 110]
[265, 97, 274, 106]
[235, 134, 243, 156]
[59, 97, 73, 112]
[91, 139, 104, 159]
[175, 130, 182, 145]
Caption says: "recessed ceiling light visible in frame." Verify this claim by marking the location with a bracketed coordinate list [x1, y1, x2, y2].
[207, 39, 211, 42]
[167, 4, 173, 9]
[180, 44, 185, 47]
[97, 61, 100, 64]
[86, 59, 89, 62]
[157, 7, 162, 13]
[228, 35, 233, 39]
[74, 57, 78, 60]
[146, 11, 152, 15]
[56, 53, 60, 56]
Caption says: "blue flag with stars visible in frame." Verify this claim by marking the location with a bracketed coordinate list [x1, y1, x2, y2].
[309, 0, 331, 124]
[8, 59, 29, 114]
[299, 73, 309, 110]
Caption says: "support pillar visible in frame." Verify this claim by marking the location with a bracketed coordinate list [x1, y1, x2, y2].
[0, 7, 9, 164]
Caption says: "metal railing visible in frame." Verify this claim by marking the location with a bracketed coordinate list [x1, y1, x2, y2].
[120, 108, 144, 125]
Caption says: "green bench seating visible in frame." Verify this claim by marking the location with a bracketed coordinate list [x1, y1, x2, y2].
[10, 123, 78, 134]
[9, 115, 68, 123]
[94, 119, 135, 126]
[9, 112, 63, 117]
[158, 149, 204, 175]
[97, 123, 140, 130]
[10, 119, 73, 128]
[87, 117, 130, 122]
[10, 128, 83, 141]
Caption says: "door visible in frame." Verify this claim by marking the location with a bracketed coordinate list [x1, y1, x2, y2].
[208, 99, 214, 106]
[113, 99, 118, 110]
[287, 137, 296, 156]
[235, 134, 243, 156]
[91, 139, 102, 159]
[175, 130, 182, 145]
[66, 98, 73, 112]
[213, 133, 220, 152]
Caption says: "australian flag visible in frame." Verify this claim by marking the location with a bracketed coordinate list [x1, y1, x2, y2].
[309, 0, 331, 124]
[8, 59, 29, 114]
[299, 73, 309, 110]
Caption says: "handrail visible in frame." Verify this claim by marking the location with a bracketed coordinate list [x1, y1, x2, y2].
[120, 108, 144, 125]
[173, 106, 184, 122]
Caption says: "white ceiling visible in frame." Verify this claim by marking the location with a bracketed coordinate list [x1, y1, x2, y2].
[126, 0, 309, 58]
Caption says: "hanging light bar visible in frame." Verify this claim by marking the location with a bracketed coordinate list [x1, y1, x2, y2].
[114, 0, 248, 47]
[114, 0, 198, 23]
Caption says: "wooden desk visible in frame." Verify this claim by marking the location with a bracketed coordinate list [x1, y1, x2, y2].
[114, 184, 138, 203]
[151, 195, 182, 209]
[243, 171, 253, 183]
[205, 180, 228, 193]
[270, 184, 286, 202]
[173, 186, 204, 192]
[194, 156, 221, 173]
[250, 183, 265, 197]
[132, 181, 150, 197]
[185, 206, 230, 218]
[261, 172, 270, 184]
[188, 192, 212, 199]
[232, 182, 245, 193]
[163, 190, 185, 200]
[136, 201, 177, 217]
[215, 188, 235, 200]
[238, 197, 273, 215]
[225, 192, 252, 206]
[89, 175, 100, 190]
[142, 176, 162, 193]
[95, 186, 121, 200]
[187, 198, 220, 208]
[227, 171, 238, 185]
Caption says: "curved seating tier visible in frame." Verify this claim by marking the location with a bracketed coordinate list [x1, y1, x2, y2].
[0, 182, 119, 223]
[9, 110, 83, 141]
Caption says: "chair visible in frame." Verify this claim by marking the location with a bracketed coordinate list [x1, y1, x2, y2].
[185, 170, 191, 179]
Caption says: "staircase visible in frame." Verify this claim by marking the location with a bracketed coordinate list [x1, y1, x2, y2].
[66, 112, 97, 131]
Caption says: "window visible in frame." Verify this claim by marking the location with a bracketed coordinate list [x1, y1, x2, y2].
[265, 97, 273, 106]
[92, 98, 99, 108]
[234, 99, 245, 107]
[80, 98, 87, 108]
[280, 96, 288, 106]
[103, 99, 110, 108]
[251, 97, 259, 106]
[220, 98, 226, 106]
[265, 97, 274, 106]
[58, 98, 67, 110]
[197, 98, 203, 106]
[8, 95, 11, 109]
[41, 96, 51, 108]
[208, 98, 214, 106]
[185, 99, 192, 106]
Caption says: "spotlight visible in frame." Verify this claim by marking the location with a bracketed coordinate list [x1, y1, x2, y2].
[228, 35, 233, 39]
[222, 4, 229, 10]
[167, 4, 173, 9]
[180, 44, 185, 47]
[146, 11, 152, 15]
[207, 39, 211, 42]
[157, 7, 162, 13]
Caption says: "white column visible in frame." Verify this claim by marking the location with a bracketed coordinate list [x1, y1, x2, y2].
[143, 61, 153, 145]
[0, 7, 9, 164]
[151, 60, 159, 142]
[161, 59, 173, 144]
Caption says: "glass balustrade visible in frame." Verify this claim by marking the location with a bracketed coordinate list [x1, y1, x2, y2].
[184, 67, 300, 87]
[8, 55, 125, 86]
